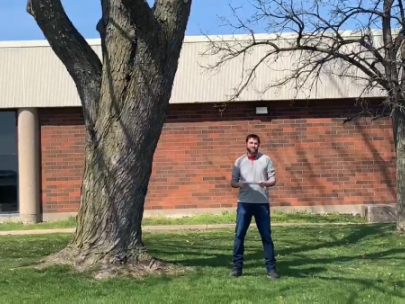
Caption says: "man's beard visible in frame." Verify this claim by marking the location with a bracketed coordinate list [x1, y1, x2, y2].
[247, 147, 258, 155]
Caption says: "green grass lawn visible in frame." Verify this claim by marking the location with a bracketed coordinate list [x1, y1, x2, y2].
[0, 211, 366, 231]
[1, 224, 404, 303]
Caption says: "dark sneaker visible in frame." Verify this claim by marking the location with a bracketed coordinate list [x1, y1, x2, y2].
[267, 270, 280, 279]
[230, 268, 242, 277]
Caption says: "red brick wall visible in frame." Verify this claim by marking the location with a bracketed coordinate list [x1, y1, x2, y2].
[39, 100, 396, 213]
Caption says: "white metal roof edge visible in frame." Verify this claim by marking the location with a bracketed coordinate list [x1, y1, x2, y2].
[0, 29, 387, 48]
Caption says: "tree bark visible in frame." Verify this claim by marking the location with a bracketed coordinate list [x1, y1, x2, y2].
[27, 0, 192, 275]
[393, 107, 405, 231]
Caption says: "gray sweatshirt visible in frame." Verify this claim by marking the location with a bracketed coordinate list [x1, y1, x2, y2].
[231, 152, 276, 204]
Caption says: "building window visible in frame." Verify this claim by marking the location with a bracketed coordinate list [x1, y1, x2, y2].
[0, 111, 18, 214]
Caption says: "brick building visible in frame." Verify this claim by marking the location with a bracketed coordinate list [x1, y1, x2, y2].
[0, 32, 396, 223]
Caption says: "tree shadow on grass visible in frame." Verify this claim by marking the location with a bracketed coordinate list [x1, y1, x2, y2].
[146, 223, 405, 297]
[275, 275, 405, 303]
[149, 223, 397, 267]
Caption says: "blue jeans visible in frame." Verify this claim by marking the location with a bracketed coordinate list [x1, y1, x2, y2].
[232, 202, 276, 272]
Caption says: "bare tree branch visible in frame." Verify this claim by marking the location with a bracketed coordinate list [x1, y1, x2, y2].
[120, 0, 192, 69]
[395, 0, 405, 90]
[121, 0, 157, 27]
[27, 0, 102, 104]
[382, 0, 397, 90]
[154, 0, 193, 44]
[120, 0, 160, 43]
[202, 0, 405, 111]
[27, 0, 102, 130]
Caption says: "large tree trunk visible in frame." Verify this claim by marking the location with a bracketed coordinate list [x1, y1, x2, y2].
[27, 0, 192, 276]
[393, 107, 405, 231]
[69, 1, 169, 267]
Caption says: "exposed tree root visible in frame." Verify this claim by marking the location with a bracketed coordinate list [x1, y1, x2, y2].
[33, 245, 191, 280]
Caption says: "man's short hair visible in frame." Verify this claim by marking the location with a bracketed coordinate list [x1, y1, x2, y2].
[246, 134, 261, 144]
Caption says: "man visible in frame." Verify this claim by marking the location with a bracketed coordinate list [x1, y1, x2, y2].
[230, 134, 279, 279]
